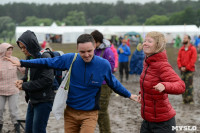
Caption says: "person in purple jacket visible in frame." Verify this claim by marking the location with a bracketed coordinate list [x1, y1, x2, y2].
[91, 30, 114, 133]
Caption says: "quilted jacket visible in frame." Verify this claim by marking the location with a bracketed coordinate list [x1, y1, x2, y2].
[140, 50, 185, 122]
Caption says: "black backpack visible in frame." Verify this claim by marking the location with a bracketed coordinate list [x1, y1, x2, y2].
[40, 48, 63, 90]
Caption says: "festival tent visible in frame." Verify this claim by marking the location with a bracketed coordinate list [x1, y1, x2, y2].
[15, 25, 199, 44]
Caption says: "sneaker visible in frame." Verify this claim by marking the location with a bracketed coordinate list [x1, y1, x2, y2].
[189, 101, 194, 105]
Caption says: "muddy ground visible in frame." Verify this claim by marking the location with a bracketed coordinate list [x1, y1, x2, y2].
[2, 50, 200, 133]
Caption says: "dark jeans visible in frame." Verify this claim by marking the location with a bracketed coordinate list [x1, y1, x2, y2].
[119, 62, 129, 82]
[140, 117, 176, 133]
[25, 102, 53, 133]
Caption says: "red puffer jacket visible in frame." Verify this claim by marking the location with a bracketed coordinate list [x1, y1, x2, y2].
[177, 44, 197, 72]
[140, 50, 185, 122]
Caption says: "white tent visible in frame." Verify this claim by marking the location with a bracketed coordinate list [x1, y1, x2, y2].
[15, 25, 199, 44]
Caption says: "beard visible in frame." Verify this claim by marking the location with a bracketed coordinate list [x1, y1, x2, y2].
[183, 41, 188, 45]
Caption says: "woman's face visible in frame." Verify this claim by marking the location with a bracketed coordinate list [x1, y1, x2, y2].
[143, 36, 156, 56]
[5, 47, 13, 57]
[18, 42, 31, 57]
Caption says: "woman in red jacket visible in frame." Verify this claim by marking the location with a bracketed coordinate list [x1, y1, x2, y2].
[137, 31, 185, 133]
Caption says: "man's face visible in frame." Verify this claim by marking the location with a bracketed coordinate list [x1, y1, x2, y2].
[18, 42, 31, 57]
[77, 42, 95, 63]
[183, 35, 189, 45]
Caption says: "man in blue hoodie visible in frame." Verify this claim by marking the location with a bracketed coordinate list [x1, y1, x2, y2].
[6, 34, 138, 133]
[117, 39, 131, 83]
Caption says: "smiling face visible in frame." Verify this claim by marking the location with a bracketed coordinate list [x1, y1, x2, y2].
[77, 42, 95, 63]
[143, 36, 156, 56]
[5, 47, 13, 57]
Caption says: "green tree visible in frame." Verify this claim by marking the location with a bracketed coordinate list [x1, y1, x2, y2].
[0, 16, 15, 41]
[182, 7, 196, 25]
[20, 16, 53, 26]
[92, 15, 107, 25]
[63, 11, 86, 25]
[169, 11, 184, 24]
[145, 15, 169, 25]
[124, 15, 139, 25]
[103, 16, 123, 25]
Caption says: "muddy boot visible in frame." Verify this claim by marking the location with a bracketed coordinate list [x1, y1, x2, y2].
[14, 123, 20, 133]
[0, 124, 2, 133]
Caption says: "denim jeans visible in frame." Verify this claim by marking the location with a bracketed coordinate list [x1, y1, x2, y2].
[25, 102, 53, 133]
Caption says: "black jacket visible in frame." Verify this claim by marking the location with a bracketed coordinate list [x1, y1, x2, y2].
[18, 30, 55, 104]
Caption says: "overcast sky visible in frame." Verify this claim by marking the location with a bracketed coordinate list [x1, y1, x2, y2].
[0, 0, 187, 5]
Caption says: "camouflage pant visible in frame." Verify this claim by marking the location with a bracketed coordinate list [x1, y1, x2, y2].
[181, 71, 194, 103]
[98, 84, 112, 133]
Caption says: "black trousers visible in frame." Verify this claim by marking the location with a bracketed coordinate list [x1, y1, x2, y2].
[140, 117, 176, 133]
[119, 62, 129, 82]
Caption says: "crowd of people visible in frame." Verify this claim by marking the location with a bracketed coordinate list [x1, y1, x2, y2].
[1, 29, 199, 133]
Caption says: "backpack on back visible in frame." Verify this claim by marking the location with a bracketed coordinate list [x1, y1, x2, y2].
[40, 48, 63, 90]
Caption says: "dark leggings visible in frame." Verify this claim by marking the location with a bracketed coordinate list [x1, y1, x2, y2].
[119, 62, 129, 82]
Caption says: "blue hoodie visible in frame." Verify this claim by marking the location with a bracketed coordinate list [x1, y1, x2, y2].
[20, 53, 131, 111]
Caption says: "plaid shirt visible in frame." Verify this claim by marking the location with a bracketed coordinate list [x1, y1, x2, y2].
[0, 43, 25, 96]
[0, 56, 25, 95]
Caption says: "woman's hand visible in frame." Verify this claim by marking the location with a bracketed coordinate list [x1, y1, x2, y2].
[15, 80, 23, 90]
[153, 83, 165, 92]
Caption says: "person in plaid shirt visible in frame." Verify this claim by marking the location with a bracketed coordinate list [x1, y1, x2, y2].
[0, 43, 25, 133]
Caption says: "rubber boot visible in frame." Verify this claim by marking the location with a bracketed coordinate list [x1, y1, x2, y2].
[0, 124, 2, 133]
[14, 123, 20, 133]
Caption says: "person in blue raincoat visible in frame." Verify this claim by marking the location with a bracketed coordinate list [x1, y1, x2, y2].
[129, 43, 145, 81]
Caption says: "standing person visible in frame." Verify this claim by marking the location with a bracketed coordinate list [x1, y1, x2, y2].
[137, 31, 185, 133]
[0, 43, 24, 133]
[91, 30, 114, 133]
[129, 43, 145, 82]
[173, 35, 182, 48]
[117, 39, 131, 83]
[110, 43, 118, 72]
[15, 30, 55, 133]
[177, 35, 197, 104]
[6, 34, 138, 133]
[194, 35, 200, 61]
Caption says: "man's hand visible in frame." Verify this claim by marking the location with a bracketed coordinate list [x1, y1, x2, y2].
[119, 48, 124, 53]
[153, 83, 165, 92]
[137, 94, 141, 103]
[181, 67, 186, 72]
[4, 57, 21, 67]
[113, 68, 117, 72]
[15, 80, 23, 90]
[129, 94, 138, 102]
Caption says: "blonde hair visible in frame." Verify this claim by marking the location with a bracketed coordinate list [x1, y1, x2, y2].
[146, 31, 166, 53]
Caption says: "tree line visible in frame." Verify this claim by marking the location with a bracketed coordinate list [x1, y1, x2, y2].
[0, 0, 199, 40]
